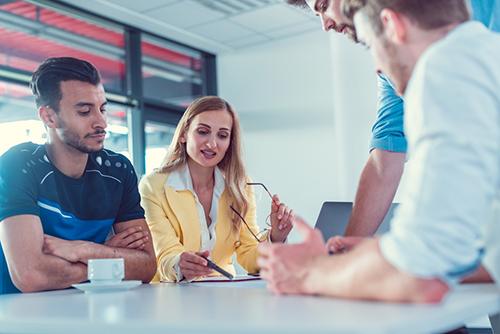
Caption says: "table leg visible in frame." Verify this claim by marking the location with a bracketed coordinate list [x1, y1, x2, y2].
[490, 313, 500, 334]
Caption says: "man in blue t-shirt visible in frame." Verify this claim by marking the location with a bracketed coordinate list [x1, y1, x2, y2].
[286, 0, 499, 239]
[0, 57, 156, 294]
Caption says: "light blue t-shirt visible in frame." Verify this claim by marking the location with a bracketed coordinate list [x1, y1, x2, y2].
[472, 0, 500, 31]
[370, 0, 499, 153]
[371, 74, 406, 152]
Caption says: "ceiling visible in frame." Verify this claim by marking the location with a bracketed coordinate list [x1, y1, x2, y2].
[58, 0, 320, 53]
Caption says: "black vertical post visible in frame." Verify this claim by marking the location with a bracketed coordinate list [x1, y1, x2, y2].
[202, 53, 217, 95]
[125, 28, 145, 176]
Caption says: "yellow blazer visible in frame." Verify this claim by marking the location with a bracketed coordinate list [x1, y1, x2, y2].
[139, 170, 261, 282]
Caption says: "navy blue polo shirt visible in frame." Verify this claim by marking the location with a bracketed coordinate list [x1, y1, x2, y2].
[0, 142, 144, 294]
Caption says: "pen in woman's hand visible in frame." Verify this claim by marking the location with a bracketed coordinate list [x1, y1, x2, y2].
[200, 255, 234, 280]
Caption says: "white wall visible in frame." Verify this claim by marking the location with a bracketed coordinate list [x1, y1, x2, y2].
[218, 31, 378, 241]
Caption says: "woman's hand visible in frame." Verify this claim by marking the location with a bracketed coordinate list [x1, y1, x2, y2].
[178, 250, 213, 281]
[269, 195, 293, 243]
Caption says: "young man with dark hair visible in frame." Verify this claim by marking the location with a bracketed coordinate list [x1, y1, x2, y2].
[285, 0, 499, 248]
[259, 0, 500, 302]
[0, 57, 156, 294]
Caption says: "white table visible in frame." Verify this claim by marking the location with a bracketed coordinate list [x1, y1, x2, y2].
[0, 281, 498, 334]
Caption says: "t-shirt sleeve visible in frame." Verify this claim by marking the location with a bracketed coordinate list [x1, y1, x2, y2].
[115, 157, 145, 223]
[470, 0, 500, 32]
[370, 74, 407, 153]
[0, 150, 39, 221]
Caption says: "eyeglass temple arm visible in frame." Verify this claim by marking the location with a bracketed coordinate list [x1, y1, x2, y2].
[246, 182, 274, 200]
[229, 205, 262, 242]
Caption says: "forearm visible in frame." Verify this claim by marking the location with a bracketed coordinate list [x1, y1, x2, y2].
[19, 255, 86, 292]
[345, 150, 404, 237]
[461, 265, 493, 283]
[303, 239, 449, 303]
[77, 242, 156, 282]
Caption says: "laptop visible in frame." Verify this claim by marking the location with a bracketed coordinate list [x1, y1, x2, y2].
[314, 201, 399, 240]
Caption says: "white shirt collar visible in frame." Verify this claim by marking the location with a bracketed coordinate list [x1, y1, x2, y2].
[167, 163, 225, 196]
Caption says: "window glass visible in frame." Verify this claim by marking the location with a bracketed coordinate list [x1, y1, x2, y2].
[0, 80, 130, 158]
[103, 104, 130, 159]
[0, 0, 126, 93]
[145, 121, 176, 174]
[0, 1, 216, 175]
[142, 34, 204, 107]
[0, 81, 42, 155]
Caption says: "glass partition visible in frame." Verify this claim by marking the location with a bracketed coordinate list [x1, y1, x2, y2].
[142, 34, 204, 108]
[145, 121, 176, 174]
[0, 0, 126, 93]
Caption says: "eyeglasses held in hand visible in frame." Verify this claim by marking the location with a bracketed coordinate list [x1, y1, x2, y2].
[229, 182, 275, 243]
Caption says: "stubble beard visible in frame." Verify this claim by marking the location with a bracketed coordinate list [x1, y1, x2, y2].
[57, 117, 104, 154]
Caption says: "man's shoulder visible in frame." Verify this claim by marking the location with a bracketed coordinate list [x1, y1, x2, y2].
[0, 143, 44, 216]
[1, 142, 44, 161]
[411, 22, 500, 99]
[423, 22, 500, 69]
[0, 142, 47, 174]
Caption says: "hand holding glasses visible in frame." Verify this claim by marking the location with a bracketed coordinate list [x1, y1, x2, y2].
[230, 182, 294, 243]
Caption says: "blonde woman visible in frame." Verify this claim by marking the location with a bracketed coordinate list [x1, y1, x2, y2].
[139, 96, 293, 282]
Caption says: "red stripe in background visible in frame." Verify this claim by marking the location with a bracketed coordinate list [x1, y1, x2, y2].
[0, 0, 201, 69]
[0, 28, 125, 81]
[0, 81, 32, 98]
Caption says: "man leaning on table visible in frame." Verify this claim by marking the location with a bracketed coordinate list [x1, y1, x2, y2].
[286, 0, 499, 256]
[259, 0, 500, 302]
[0, 57, 156, 294]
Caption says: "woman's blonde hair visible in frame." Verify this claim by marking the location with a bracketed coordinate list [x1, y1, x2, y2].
[159, 96, 249, 229]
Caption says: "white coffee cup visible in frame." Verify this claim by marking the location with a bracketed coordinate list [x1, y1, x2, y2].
[88, 258, 124, 284]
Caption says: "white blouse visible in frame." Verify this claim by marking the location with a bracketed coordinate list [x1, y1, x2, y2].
[166, 163, 225, 281]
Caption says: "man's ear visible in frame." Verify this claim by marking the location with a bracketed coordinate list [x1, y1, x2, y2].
[39, 106, 58, 129]
[380, 8, 407, 44]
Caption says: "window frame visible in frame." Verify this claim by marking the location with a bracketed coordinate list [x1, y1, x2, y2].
[0, 0, 217, 175]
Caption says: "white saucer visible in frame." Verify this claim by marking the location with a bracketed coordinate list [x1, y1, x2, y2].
[72, 280, 142, 293]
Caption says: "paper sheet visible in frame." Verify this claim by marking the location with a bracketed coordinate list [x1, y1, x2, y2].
[191, 275, 261, 283]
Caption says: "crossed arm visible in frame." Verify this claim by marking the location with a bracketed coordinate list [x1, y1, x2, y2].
[0, 215, 156, 292]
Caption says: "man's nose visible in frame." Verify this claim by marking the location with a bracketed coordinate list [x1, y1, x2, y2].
[320, 15, 335, 32]
[93, 110, 107, 129]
